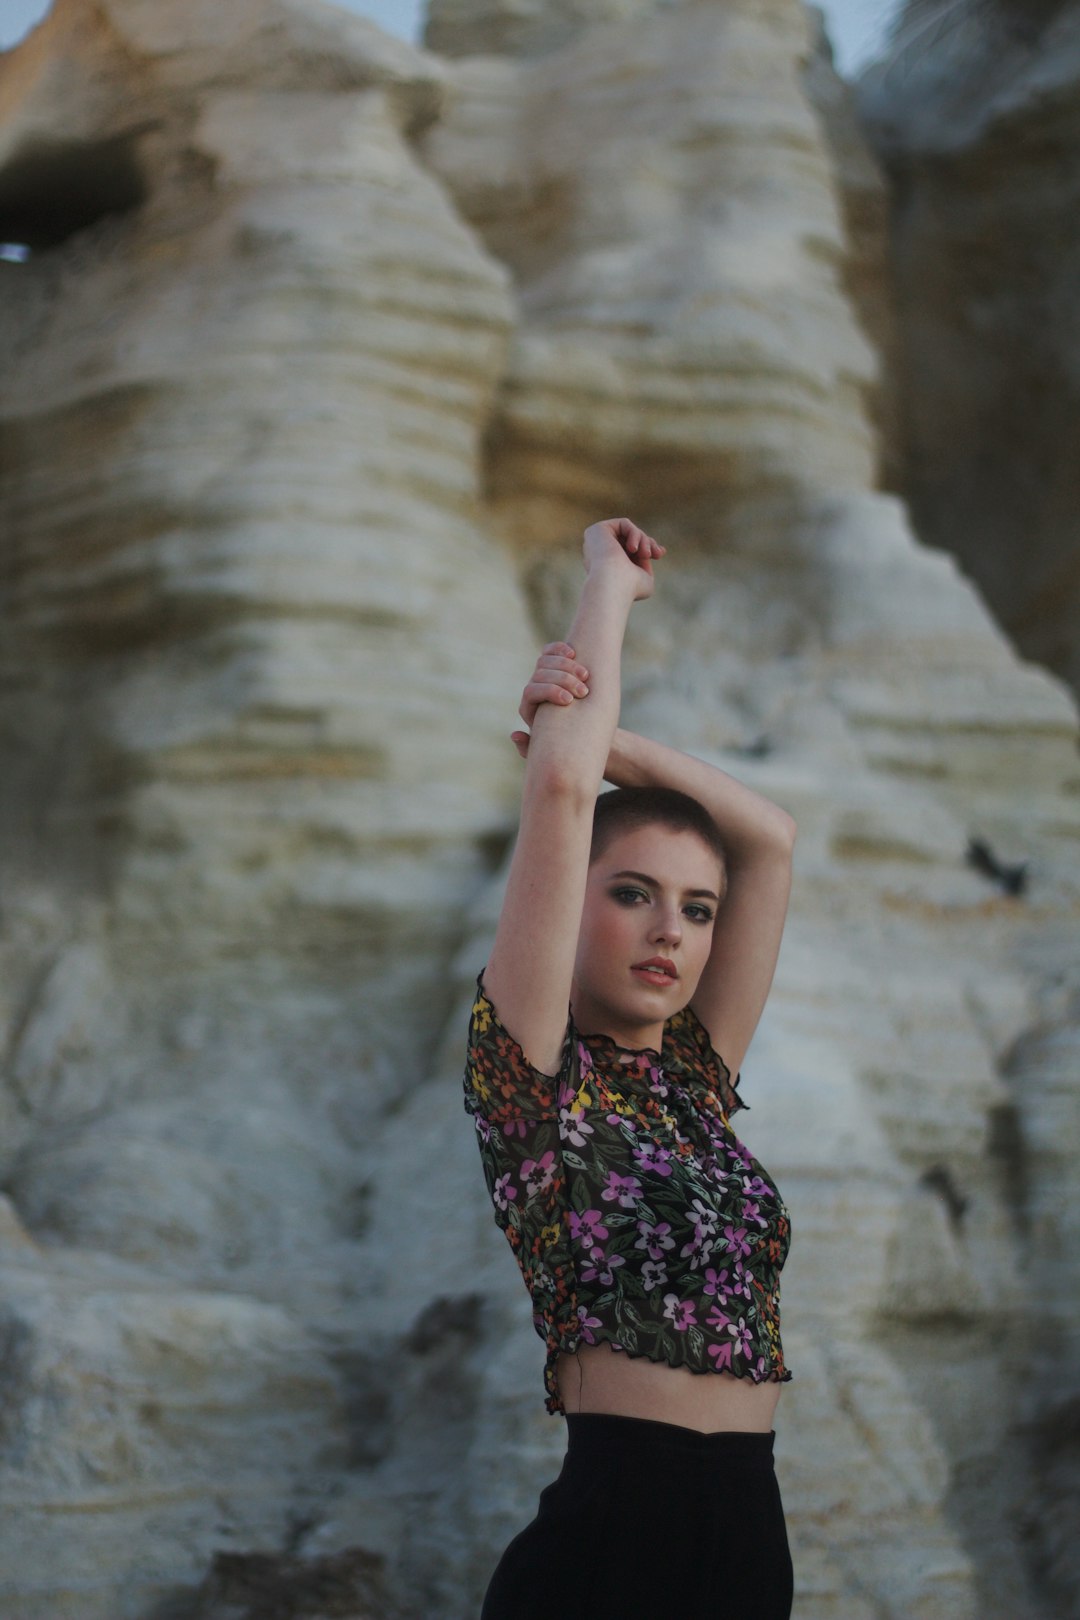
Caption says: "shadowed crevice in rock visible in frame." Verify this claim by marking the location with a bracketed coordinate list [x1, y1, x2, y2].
[0, 129, 150, 251]
[857, 0, 1080, 702]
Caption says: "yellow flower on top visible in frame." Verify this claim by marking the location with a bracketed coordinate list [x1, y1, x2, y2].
[472, 997, 493, 1035]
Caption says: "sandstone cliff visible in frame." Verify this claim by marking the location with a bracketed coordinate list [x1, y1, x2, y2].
[0, 2, 1077, 1618]
[858, 0, 1080, 703]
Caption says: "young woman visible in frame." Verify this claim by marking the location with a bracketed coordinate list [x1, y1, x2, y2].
[464, 518, 796, 1619]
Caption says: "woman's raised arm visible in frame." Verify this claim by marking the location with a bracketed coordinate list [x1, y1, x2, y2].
[511, 692, 795, 1080]
[482, 520, 663, 1076]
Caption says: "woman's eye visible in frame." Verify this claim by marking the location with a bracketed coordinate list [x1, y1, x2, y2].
[685, 905, 714, 924]
[613, 887, 648, 905]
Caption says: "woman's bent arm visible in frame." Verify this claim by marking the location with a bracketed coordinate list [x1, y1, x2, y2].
[483, 523, 663, 1076]
[603, 728, 795, 1077]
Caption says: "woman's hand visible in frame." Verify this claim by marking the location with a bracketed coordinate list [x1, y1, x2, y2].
[511, 642, 589, 757]
[582, 518, 665, 602]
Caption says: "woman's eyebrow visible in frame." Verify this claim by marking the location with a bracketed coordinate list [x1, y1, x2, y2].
[608, 869, 720, 902]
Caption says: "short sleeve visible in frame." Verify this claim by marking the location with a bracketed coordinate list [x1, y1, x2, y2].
[464, 973, 569, 1127]
[663, 1005, 748, 1116]
[463, 975, 579, 1412]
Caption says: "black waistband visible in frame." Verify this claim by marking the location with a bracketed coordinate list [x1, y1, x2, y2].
[565, 1412, 776, 1466]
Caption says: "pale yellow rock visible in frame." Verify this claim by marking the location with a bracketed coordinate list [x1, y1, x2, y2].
[0, 1, 532, 1614]
[423, 0, 881, 530]
[1, 2, 1078, 1619]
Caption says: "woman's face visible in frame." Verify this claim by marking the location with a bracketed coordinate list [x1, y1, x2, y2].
[571, 822, 723, 1048]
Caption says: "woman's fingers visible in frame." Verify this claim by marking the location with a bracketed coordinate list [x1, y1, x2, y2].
[609, 519, 666, 560]
[510, 729, 530, 758]
[515, 644, 591, 730]
[532, 665, 589, 695]
[535, 644, 589, 681]
[518, 674, 587, 724]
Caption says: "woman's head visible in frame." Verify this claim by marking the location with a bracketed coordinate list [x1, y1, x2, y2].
[572, 788, 727, 1046]
[590, 786, 728, 892]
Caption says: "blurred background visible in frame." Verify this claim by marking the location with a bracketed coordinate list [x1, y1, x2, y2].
[2, 0, 906, 73]
[1, 2, 1078, 1618]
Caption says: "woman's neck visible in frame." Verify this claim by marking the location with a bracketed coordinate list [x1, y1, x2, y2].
[570, 992, 665, 1054]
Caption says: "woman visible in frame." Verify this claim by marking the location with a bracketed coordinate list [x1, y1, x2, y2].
[464, 518, 796, 1619]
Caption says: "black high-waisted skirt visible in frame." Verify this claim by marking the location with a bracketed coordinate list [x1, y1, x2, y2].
[480, 1413, 794, 1620]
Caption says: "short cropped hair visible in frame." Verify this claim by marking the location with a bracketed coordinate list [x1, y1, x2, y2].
[589, 786, 728, 895]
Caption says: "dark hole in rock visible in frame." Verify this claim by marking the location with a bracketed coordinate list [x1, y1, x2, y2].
[0, 130, 149, 252]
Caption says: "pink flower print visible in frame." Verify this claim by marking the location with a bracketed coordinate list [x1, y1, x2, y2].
[582, 1251, 625, 1286]
[729, 1317, 754, 1358]
[706, 1304, 732, 1334]
[679, 1202, 718, 1259]
[640, 1259, 668, 1291]
[577, 1306, 603, 1345]
[558, 1106, 594, 1146]
[521, 1151, 556, 1196]
[731, 1261, 753, 1302]
[601, 1171, 642, 1208]
[493, 1172, 517, 1210]
[662, 1294, 698, 1332]
[723, 1224, 752, 1257]
[475, 1117, 494, 1143]
[635, 1219, 675, 1260]
[741, 1200, 767, 1229]
[568, 1209, 608, 1248]
[632, 1142, 674, 1178]
[679, 1223, 707, 1260]
[648, 1069, 669, 1098]
[742, 1174, 771, 1199]
[502, 1118, 528, 1140]
[703, 1266, 734, 1301]
[708, 1340, 733, 1371]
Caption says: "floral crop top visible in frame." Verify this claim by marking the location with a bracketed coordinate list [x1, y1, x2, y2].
[464, 974, 792, 1414]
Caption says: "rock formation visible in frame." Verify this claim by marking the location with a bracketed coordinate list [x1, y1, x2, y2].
[0, 4, 532, 1615]
[857, 0, 1080, 702]
[0, 2, 1077, 1618]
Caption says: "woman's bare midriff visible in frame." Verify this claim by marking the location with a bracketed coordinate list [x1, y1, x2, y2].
[557, 1343, 782, 1433]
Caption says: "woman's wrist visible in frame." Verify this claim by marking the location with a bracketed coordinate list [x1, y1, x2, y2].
[583, 554, 640, 595]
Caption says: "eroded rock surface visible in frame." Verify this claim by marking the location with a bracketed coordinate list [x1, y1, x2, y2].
[0, 2, 1078, 1618]
[858, 0, 1080, 703]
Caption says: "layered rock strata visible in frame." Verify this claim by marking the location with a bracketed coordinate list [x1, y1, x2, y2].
[0, 2, 1077, 1619]
[0, 4, 530, 1616]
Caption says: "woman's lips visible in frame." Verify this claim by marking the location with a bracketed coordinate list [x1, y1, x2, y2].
[631, 958, 677, 985]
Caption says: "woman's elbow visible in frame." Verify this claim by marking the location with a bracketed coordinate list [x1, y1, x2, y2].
[743, 807, 796, 865]
[525, 753, 597, 813]
[773, 808, 797, 852]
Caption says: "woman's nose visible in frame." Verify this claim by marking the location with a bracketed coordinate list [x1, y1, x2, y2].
[651, 909, 681, 945]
